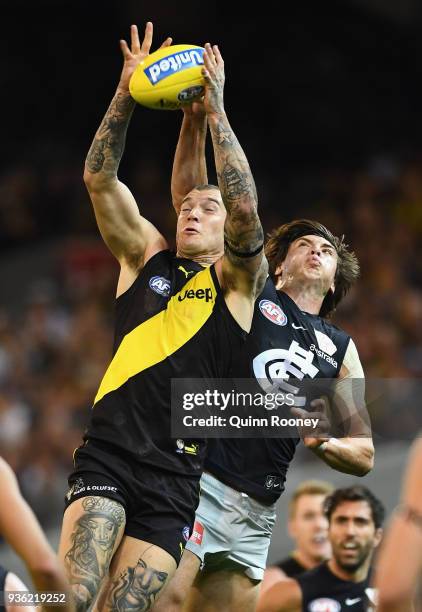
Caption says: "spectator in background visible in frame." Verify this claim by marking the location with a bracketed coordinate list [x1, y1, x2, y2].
[259, 480, 334, 597]
[0, 457, 73, 612]
[257, 486, 384, 612]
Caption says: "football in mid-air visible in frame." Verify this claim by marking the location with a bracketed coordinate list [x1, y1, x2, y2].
[129, 44, 205, 110]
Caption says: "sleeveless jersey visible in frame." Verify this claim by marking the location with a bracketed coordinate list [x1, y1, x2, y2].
[276, 555, 307, 578]
[297, 562, 375, 611]
[205, 277, 350, 502]
[85, 250, 246, 476]
[0, 565, 8, 612]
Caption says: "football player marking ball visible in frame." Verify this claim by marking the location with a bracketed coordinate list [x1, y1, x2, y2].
[129, 44, 205, 110]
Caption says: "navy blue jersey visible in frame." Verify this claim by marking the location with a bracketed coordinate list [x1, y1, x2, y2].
[205, 278, 351, 502]
[298, 562, 375, 611]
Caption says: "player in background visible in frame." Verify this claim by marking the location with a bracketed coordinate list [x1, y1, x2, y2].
[375, 437, 422, 611]
[153, 102, 374, 612]
[59, 23, 266, 612]
[260, 480, 333, 596]
[0, 458, 72, 612]
[257, 486, 383, 612]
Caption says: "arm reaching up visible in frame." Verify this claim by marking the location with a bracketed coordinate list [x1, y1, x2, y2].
[201, 43, 267, 329]
[84, 23, 172, 296]
[171, 102, 209, 214]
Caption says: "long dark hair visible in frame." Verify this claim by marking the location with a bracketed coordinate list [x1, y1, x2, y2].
[265, 219, 360, 317]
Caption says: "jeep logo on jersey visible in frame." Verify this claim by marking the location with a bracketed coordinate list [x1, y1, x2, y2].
[259, 300, 287, 326]
[309, 599, 341, 612]
[149, 276, 171, 297]
[178, 287, 213, 302]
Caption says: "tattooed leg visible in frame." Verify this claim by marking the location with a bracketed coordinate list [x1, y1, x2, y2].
[61, 496, 126, 612]
[92, 537, 177, 612]
[107, 558, 168, 611]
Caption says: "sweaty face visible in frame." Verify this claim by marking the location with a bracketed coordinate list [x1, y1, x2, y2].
[289, 494, 331, 563]
[176, 189, 226, 258]
[276, 235, 338, 295]
[329, 501, 380, 573]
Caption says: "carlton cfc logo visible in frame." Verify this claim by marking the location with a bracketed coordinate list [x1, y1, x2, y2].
[259, 300, 287, 326]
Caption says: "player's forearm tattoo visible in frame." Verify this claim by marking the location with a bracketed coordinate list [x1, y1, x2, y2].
[64, 496, 125, 611]
[209, 117, 262, 255]
[107, 558, 168, 611]
[86, 91, 135, 176]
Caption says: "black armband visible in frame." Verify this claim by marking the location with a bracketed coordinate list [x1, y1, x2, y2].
[224, 240, 264, 259]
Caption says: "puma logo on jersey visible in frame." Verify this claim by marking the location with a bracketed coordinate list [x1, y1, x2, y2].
[178, 265, 195, 278]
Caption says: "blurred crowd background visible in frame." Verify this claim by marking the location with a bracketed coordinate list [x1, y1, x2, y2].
[0, 0, 422, 534]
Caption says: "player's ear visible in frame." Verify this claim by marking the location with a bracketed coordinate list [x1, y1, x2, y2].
[275, 262, 284, 277]
[373, 527, 383, 549]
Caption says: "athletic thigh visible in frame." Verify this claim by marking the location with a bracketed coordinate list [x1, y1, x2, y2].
[59, 495, 126, 611]
[187, 569, 260, 612]
[93, 535, 177, 612]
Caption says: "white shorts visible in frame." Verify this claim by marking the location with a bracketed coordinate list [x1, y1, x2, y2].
[185, 471, 276, 581]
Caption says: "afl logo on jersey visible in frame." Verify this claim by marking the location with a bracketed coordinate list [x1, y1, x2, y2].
[149, 276, 171, 297]
[309, 598, 341, 612]
[259, 300, 287, 326]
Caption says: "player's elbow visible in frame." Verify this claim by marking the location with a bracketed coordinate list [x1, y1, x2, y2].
[354, 444, 374, 476]
[83, 166, 116, 193]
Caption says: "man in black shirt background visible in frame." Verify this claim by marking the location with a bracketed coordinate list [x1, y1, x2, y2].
[258, 485, 384, 612]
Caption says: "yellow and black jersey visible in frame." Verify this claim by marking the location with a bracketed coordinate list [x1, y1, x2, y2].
[84, 250, 246, 476]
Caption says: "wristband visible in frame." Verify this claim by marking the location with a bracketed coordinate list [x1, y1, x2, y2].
[319, 439, 330, 453]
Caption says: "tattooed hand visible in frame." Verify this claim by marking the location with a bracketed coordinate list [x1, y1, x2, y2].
[118, 22, 172, 93]
[202, 43, 225, 117]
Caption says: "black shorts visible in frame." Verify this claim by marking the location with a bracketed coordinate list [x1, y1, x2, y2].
[65, 439, 200, 565]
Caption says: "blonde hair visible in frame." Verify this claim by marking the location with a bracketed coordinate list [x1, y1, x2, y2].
[288, 480, 335, 519]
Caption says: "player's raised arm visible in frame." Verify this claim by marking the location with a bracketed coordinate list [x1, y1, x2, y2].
[202, 43, 267, 288]
[84, 23, 171, 274]
[0, 458, 73, 612]
[171, 102, 209, 214]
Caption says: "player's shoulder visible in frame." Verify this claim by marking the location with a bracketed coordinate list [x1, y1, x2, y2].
[297, 561, 331, 585]
[312, 315, 351, 346]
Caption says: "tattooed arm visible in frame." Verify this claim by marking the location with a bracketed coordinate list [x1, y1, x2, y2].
[0, 458, 74, 611]
[84, 23, 171, 293]
[171, 102, 209, 215]
[202, 44, 267, 308]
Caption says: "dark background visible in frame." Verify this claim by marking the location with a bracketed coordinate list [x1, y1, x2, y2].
[1, 0, 422, 250]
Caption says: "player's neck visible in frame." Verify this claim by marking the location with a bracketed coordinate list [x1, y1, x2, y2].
[276, 281, 324, 315]
[292, 549, 323, 571]
[328, 557, 370, 583]
[176, 248, 223, 267]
